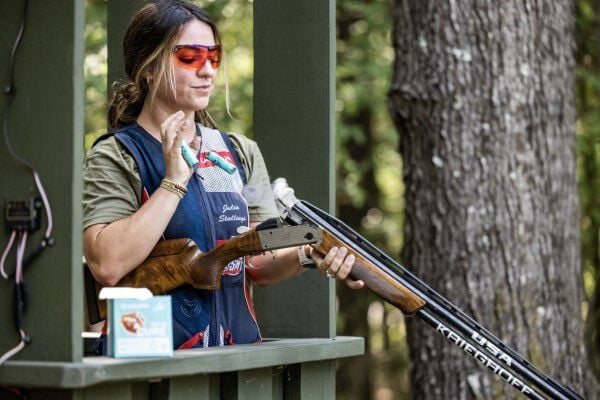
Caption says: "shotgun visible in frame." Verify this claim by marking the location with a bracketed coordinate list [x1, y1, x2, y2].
[84, 183, 585, 399]
[268, 178, 584, 400]
[84, 223, 321, 322]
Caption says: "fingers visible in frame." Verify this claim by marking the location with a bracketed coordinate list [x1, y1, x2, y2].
[161, 111, 196, 185]
[310, 249, 324, 269]
[327, 247, 351, 279]
[160, 110, 184, 147]
[334, 250, 355, 280]
[315, 246, 357, 276]
[344, 278, 364, 290]
[318, 246, 338, 274]
[173, 120, 187, 148]
[310, 246, 363, 290]
[190, 136, 202, 152]
[160, 110, 187, 150]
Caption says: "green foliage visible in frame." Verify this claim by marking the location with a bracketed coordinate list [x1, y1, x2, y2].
[84, 0, 107, 150]
[335, 1, 409, 398]
[201, 0, 254, 137]
[576, 0, 600, 380]
[576, 0, 600, 299]
[336, 0, 403, 253]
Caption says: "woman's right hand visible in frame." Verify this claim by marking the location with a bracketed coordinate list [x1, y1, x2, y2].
[161, 110, 201, 185]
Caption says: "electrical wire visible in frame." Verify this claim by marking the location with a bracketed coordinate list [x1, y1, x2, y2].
[33, 172, 52, 239]
[0, 330, 26, 367]
[15, 232, 27, 284]
[0, 0, 53, 368]
[2, 0, 53, 245]
[0, 232, 30, 367]
[0, 231, 16, 279]
[2, 0, 31, 169]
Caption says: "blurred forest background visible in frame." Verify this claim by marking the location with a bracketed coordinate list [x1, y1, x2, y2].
[84, 0, 599, 398]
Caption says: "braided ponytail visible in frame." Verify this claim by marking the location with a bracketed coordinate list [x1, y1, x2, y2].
[195, 109, 217, 129]
[108, 80, 147, 129]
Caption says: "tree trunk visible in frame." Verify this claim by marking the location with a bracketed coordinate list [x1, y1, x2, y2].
[388, 1, 598, 399]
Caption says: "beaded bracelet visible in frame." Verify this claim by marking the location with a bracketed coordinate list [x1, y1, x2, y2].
[160, 178, 187, 199]
[162, 178, 187, 194]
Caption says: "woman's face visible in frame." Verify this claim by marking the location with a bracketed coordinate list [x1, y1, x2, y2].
[155, 19, 218, 113]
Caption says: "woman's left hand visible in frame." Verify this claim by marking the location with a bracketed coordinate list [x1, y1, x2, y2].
[309, 246, 365, 289]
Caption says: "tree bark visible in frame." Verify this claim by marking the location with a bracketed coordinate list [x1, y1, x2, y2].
[388, 1, 598, 398]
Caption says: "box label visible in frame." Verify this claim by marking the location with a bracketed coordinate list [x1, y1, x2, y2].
[107, 295, 173, 358]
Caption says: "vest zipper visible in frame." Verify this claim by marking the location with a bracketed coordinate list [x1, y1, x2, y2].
[191, 128, 219, 347]
[193, 169, 219, 347]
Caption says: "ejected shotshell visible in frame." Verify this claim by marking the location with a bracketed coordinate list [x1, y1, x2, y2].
[181, 141, 199, 168]
[207, 151, 237, 174]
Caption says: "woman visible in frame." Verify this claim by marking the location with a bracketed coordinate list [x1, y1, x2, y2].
[83, 0, 362, 350]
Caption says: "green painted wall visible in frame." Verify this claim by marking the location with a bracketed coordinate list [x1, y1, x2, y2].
[0, 0, 84, 362]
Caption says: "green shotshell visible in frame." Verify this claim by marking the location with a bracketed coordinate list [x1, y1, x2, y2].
[207, 151, 237, 174]
[181, 141, 199, 168]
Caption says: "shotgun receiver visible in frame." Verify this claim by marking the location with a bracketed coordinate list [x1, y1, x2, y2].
[267, 178, 585, 400]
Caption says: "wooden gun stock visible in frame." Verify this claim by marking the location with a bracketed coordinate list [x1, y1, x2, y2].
[116, 238, 197, 292]
[92, 238, 200, 321]
[88, 231, 268, 323]
[312, 230, 426, 315]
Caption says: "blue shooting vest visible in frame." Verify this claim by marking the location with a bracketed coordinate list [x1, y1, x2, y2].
[115, 122, 261, 349]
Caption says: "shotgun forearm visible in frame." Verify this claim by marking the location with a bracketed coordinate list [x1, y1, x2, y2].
[312, 230, 426, 314]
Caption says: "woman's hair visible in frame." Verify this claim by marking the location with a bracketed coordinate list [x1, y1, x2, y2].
[108, 0, 221, 129]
